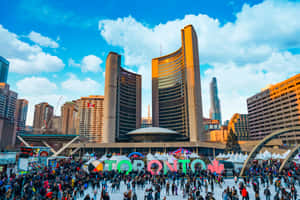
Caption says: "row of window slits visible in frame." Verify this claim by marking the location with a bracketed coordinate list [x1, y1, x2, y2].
[119, 71, 139, 138]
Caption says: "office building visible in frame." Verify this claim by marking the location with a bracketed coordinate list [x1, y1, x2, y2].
[203, 118, 221, 132]
[0, 83, 17, 149]
[228, 113, 249, 141]
[209, 126, 229, 143]
[49, 116, 62, 133]
[77, 95, 104, 142]
[0, 56, 9, 83]
[209, 77, 222, 124]
[61, 101, 78, 135]
[14, 99, 28, 135]
[224, 120, 229, 126]
[33, 102, 54, 131]
[247, 73, 300, 142]
[103, 52, 142, 142]
[152, 24, 205, 142]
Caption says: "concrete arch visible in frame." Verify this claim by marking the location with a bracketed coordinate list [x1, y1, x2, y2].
[279, 145, 300, 173]
[240, 126, 300, 176]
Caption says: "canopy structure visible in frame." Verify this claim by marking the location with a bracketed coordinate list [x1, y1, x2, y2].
[17, 134, 87, 157]
[128, 152, 144, 158]
[171, 147, 191, 154]
[127, 127, 186, 142]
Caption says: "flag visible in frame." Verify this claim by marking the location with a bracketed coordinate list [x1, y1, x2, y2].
[87, 103, 95, 108]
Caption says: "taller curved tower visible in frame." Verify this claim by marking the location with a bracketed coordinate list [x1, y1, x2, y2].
[103, 52, 141, 142]
[152, 25, 205, 142]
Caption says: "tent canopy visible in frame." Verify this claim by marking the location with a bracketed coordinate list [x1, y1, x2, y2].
[171, 147, 191, 154]
[128, 152, 144, 158]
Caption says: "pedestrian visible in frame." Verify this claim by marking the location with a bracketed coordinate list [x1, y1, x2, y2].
[264, 186, 270, 200]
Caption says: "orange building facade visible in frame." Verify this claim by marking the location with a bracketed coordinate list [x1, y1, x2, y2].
[77, 95, 104, 143]
[247, 73, 300, 142]
[210, 126, 229, 142]
[228, 113, 249, 141]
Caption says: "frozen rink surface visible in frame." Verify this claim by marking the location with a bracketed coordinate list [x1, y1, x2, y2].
[78, 178, 300, 200]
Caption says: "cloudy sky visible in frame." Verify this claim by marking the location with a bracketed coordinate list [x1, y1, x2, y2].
[1, 0, 300, 125]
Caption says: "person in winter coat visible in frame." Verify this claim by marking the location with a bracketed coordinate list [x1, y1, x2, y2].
[241, 187, 249, 200]
[83, 194, 90, 200]
[264, 186, 271, 200]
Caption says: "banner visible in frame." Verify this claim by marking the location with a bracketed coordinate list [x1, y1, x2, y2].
[0, 152, 16, 165]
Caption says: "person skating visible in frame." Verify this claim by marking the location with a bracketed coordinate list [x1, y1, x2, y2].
[241, 187, 249, 200]
[84, 194, 91, 200]
[264, 186, 271, 200]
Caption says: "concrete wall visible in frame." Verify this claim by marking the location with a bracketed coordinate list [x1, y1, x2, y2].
[103, 52, 120, 143]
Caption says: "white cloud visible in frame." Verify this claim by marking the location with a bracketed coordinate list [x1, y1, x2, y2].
[23, 94, 67, 126]
[28, 31, 59, 48]
[202, 52, 300, 122]
[69, 55, 102, 72]
[9, 52, 64, 74]
[98, 0, 300, 120]
[62, 74, 101, 94]
[99, 1, 300, 66]
[68, 58, 80, 67]
[16, 77, 57, 95]
[16, 77, 65, 125]
[15, 74, 102, 126]
[81, 55, 102, 72]
[0, 24, 64, 74]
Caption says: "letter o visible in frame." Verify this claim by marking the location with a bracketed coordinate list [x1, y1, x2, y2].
[191, 159, 206, 172]
[147, 160, 163, 175]
[117, 160, 132, 175]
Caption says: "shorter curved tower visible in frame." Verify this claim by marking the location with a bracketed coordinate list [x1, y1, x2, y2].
[103, 52, 141, 142]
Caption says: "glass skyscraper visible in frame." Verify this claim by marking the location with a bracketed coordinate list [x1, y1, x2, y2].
[15, 99, 28, 135]
[209, 77, 222, 124]
[0, 56, 9, 83]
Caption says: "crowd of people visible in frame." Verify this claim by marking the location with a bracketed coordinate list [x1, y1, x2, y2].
[0, 157, 299, 200]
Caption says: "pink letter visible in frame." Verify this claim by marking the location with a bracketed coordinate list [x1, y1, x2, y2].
[147, 160, 163, 175]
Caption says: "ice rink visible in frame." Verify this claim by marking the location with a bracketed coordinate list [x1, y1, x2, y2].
[78, 178, 300, 200]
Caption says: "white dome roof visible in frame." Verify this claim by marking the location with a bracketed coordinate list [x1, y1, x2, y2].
[128, 127, 178, 135]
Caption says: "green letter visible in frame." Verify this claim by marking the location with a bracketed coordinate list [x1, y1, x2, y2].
[178, 159, 190, 174]
[117, 160, 132, 175]
[105, 160, 116, 171]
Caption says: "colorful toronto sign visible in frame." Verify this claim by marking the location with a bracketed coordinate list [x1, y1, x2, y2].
[88, 159, 224, 175]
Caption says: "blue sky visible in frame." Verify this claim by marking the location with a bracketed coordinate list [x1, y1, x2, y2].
[0, 0, 300, 125]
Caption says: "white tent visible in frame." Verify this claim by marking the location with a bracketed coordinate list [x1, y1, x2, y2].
[106, 155, 130, 170]
[159, 153, 168, 161]
[167, 155, 177, 164]
[216, 153, 223, 159]
[99, 155, 108, 162]
[190, 153, 200, 158]
[154, 153, 161, 159]
[146, 153, 156, 161]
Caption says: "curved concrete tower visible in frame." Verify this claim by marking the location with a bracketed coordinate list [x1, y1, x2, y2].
[103, 52, 141, 143]
[152, 25, 205, 142]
